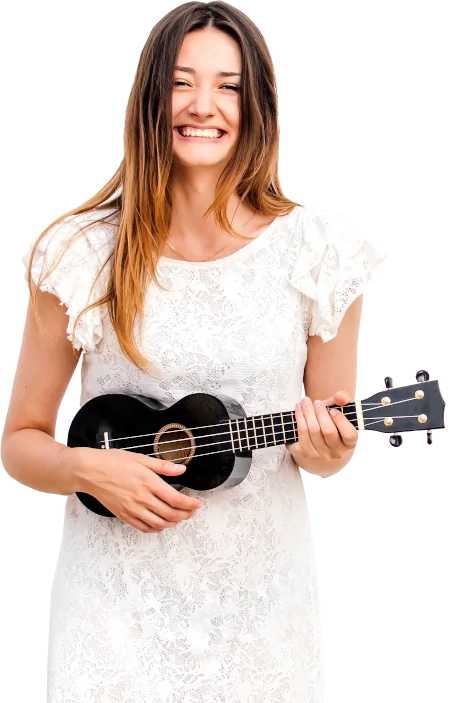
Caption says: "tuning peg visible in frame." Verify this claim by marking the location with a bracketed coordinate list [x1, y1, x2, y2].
[416, 369, 430, 383]
[427, 430, 433, 445]
[384, 376, 393, 389]
[389, 433, 403, 447]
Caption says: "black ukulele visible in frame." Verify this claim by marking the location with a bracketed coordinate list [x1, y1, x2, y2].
[67, 369, 445, 517]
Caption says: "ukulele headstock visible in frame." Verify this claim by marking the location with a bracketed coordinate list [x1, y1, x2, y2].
[360, 370, 445, 447]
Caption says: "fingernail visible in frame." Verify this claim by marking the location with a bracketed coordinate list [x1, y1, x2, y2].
[314, 400, 322, 408]
[329, 408, 338, 417]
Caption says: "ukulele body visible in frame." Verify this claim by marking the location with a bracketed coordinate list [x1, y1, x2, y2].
[67, 392, 252, 516]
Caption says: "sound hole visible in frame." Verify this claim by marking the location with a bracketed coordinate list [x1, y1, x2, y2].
[153, 423, 195, 465]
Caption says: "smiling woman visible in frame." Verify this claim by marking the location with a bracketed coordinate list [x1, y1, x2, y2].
[1, 2, 385, 702]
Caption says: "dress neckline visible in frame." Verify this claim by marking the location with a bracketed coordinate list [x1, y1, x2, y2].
[158, 206, 299, 268]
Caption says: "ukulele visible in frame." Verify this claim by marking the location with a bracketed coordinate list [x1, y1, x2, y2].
[67, 369, 445, 517]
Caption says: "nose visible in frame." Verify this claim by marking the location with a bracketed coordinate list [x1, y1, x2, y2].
[188, 86, 216, 118]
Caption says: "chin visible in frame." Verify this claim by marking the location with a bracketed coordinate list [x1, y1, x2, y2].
[173, 151, 234, 168]
[178, 160, 227, 168]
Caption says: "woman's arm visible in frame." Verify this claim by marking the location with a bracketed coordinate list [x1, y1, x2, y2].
[289, 295, 363, 478]
[1, 287, 84, 494]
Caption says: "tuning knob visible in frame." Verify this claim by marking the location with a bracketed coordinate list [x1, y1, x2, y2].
[416, 369, 430, 383]
[389, 434, 403, 447]
[384, 376, 393, 389]
[427, 430, 433, 445]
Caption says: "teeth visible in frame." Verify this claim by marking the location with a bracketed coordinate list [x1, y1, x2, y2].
[178, 127, 223, 138]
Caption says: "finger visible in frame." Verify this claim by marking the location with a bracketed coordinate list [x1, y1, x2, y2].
[142, 456, 188, 475]
[152, 477, 203, 511]
[312, 399, 346, 456]
[328, 407, 359, 449]
[137, 511, 182, 531]
[299, 397, 331, 459]
[294, 401, 318, 458]
[145, 493, 199, 523]
[126, 452, 189, 484]
[322, 390, 350, 408]
[124, 515, 170, 534]
[157, 479, 203, 510]
[141, 501, 201, 530]
[334, 390, 350, 406]
[135, 456, 202, 510]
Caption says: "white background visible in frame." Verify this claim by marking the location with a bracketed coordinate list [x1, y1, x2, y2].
[1, 1, 462, 701]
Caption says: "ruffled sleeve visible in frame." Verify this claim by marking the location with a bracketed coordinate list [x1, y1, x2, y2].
[290, 205, 386, 342]
[22, 210, 117, 353]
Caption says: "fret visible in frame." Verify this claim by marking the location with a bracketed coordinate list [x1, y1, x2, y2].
[291, 411, 297, 442]
[228, 419, 235, 451]
[261, 415, 267, 447]
[244, 417, 250, 450]
[269, 413, 276, 445]
[280, 412, 285, 443]
[345, 400, 364, 432]
[235, 418, 242, 451]
[252, 416, 258, 448]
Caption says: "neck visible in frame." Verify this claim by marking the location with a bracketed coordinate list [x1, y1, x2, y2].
[227, 404, 358, 452]
[168, 171, 249, 244]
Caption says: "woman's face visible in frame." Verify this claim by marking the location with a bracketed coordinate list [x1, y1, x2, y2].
[172, 28, 242, 170]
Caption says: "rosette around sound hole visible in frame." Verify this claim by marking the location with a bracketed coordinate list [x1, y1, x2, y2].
[153, 423, 196, 464]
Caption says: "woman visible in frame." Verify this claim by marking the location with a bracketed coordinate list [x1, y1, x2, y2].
[1, 2, 385, 701]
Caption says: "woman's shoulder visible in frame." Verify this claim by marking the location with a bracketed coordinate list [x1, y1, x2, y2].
[22, 207, 120, 352]
[23, 206, 119, 278]
[282, 202, 352, 238]
[44, 206, 119, 255]
[289, 201, 386, 341]
[292, 201, 384, 256]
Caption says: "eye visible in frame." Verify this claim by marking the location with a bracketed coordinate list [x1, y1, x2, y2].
[173, 80, 240, 91]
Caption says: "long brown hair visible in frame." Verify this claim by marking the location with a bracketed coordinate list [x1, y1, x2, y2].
[27, 1, 300, 373]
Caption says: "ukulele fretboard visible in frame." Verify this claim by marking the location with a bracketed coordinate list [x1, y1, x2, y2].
[228, 404, 357, 452]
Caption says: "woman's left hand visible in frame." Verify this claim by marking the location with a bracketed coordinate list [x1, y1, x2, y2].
[286, 391, 359, 463]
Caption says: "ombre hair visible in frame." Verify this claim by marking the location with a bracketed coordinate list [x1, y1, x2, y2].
[27, 1, 300, 373]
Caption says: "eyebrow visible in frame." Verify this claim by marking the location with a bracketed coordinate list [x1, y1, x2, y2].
[174, 65, 241, 78]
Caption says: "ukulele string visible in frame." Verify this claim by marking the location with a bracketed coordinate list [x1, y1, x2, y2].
[119, 413, 426, 457]
[112, 395, 420, 450]
[142, 410, 424, 462]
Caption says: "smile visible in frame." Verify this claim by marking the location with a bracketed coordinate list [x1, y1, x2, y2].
[174, 127, 227, 144]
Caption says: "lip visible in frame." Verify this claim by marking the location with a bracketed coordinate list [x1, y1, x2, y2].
[175, 124, 226, 132]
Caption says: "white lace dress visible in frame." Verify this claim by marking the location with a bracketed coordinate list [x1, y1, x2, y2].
[23, 203, 384, 703]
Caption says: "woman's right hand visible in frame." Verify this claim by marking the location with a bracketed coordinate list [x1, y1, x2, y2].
[69, 446, 203, 533]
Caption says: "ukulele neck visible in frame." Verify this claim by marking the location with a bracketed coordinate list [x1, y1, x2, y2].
[229, 404, 357, 451]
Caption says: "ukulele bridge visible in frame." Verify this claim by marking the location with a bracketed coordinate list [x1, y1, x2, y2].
[96, 429, 114, 450]
[153, 423, 196, 465]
